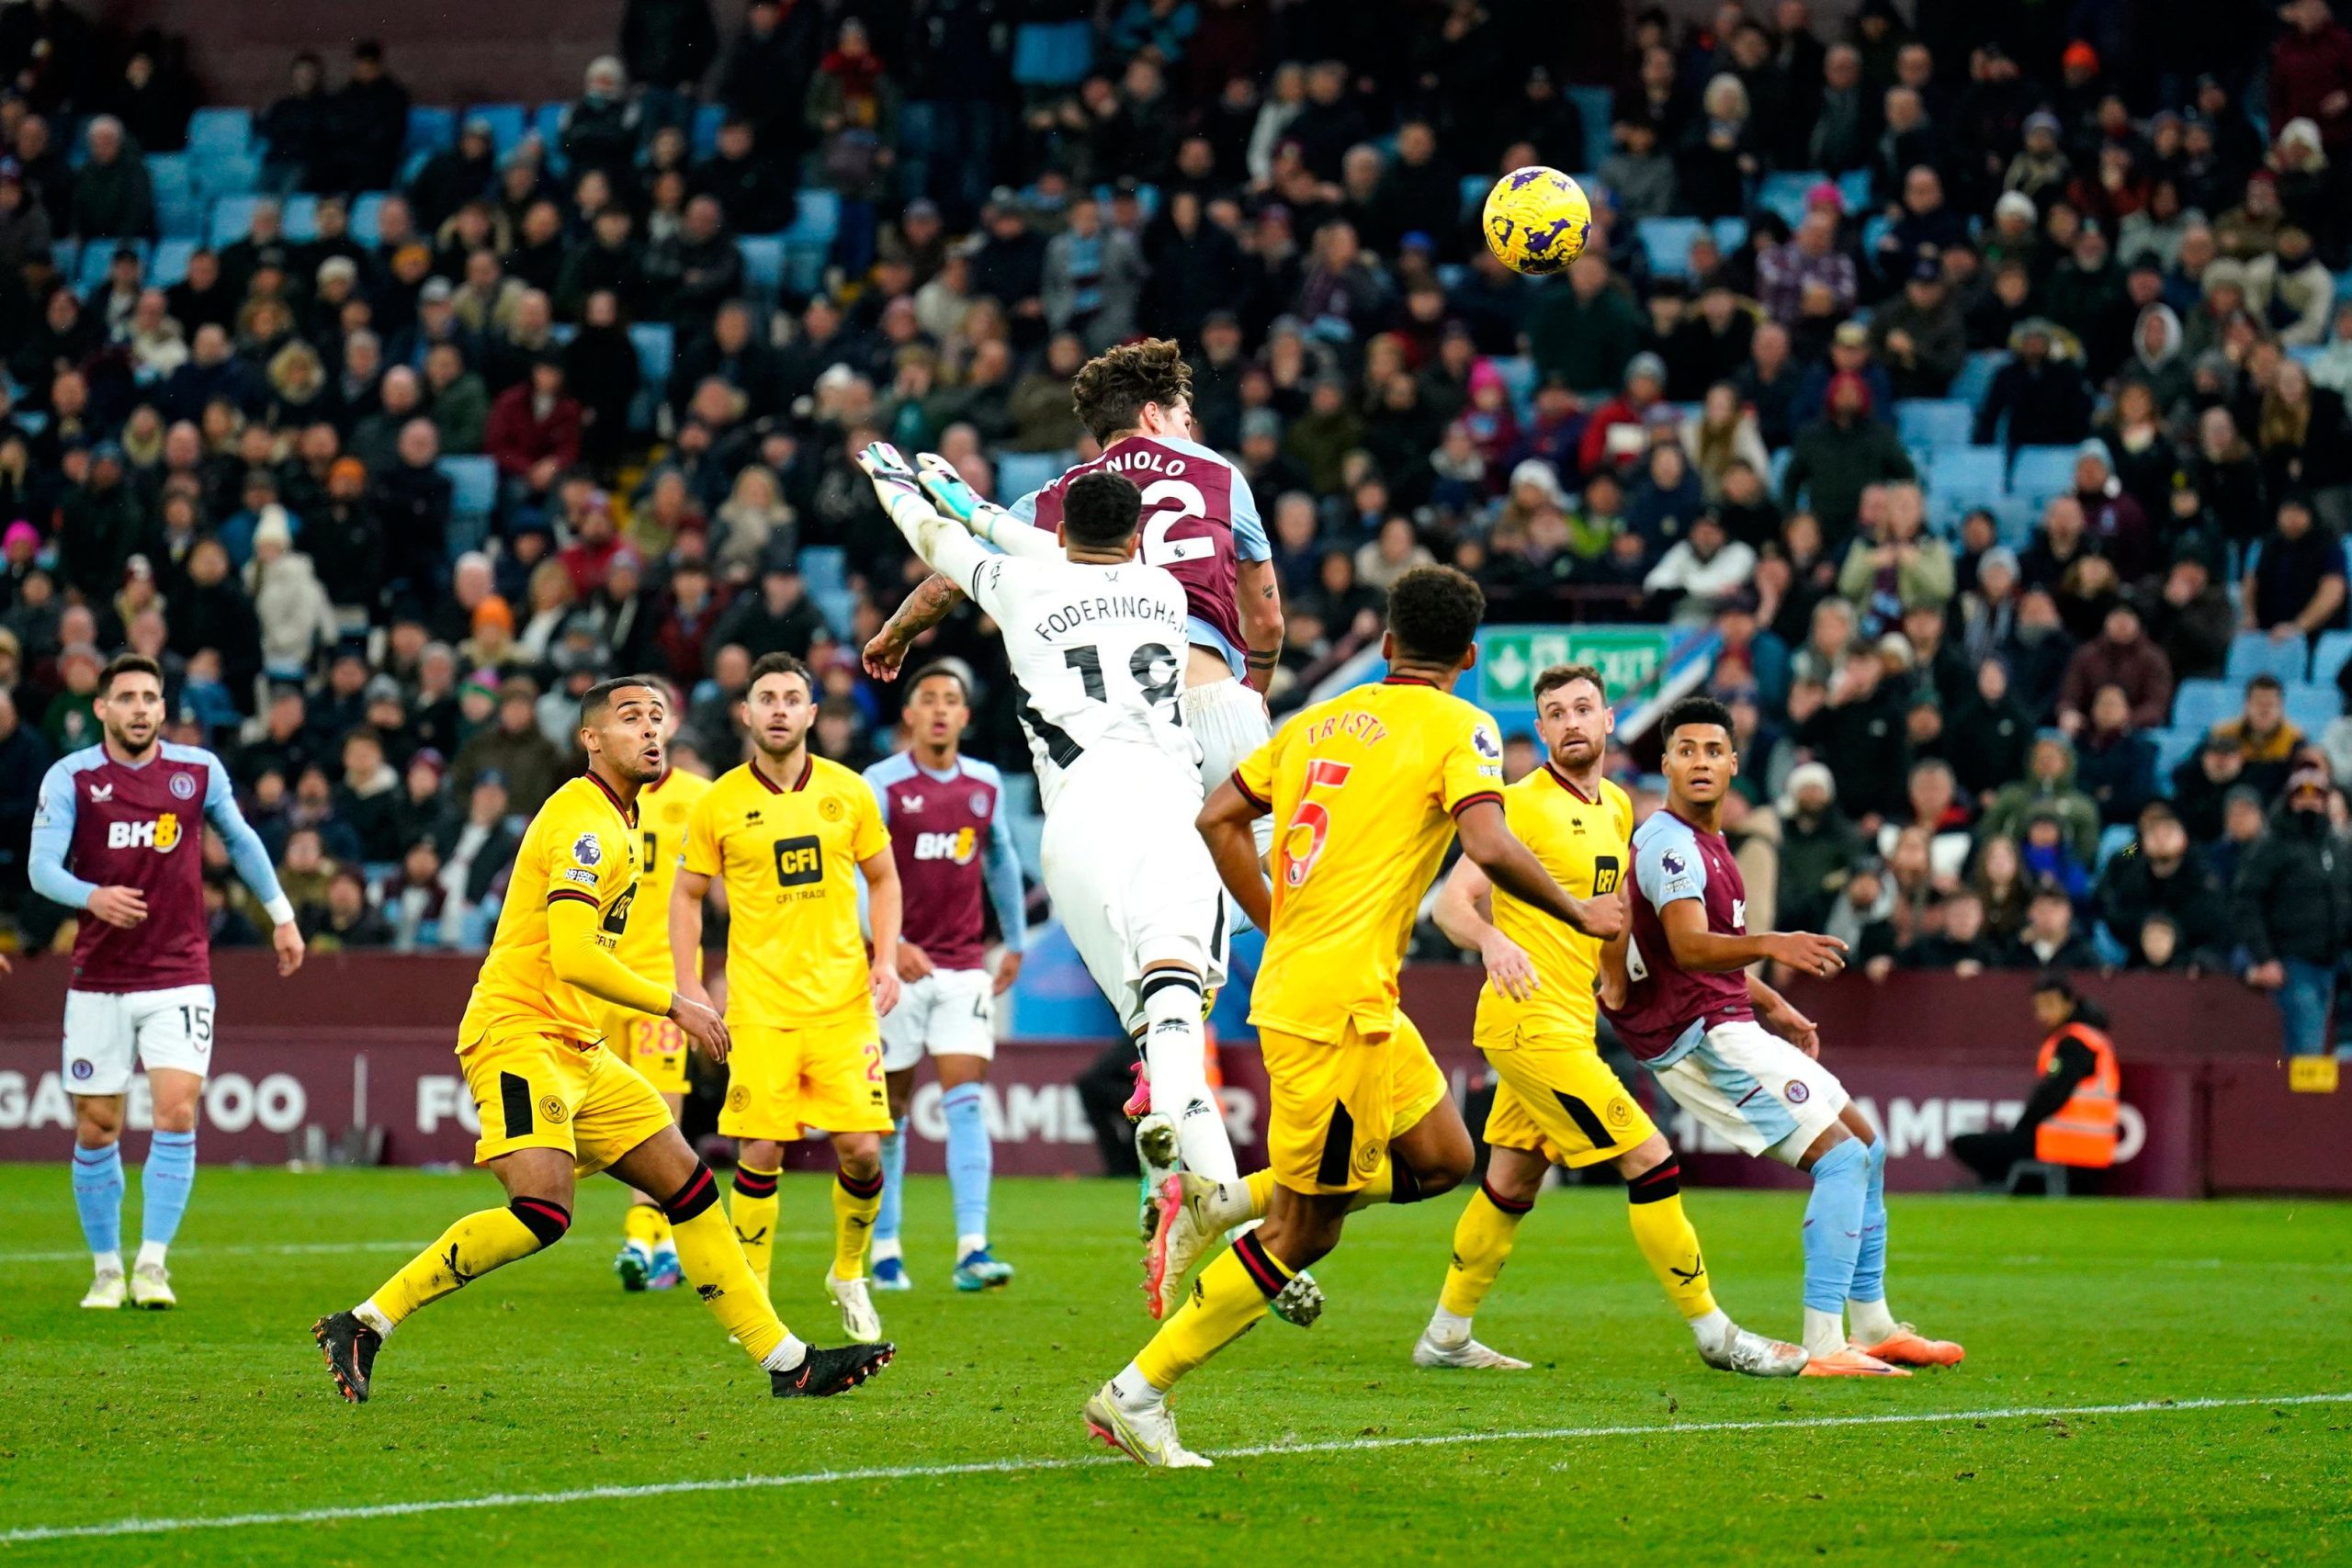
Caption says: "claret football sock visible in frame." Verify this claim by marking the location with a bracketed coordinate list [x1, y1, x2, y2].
[1623, 1158, 1719, 1323]
[1800, 1139, 1870, 1359]
[72, 1142, 124, 1267]
[1134, 1230, 1298, 1390]
[729, 1162, 782, 1297]
[1437, 1179, 1531, 1320]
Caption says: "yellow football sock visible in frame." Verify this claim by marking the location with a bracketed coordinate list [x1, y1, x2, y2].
[670, 1201, 789, 1362]
[368, 1199, 565, 1325]
[651, 1213, 673, 1251]
[1626, 1159, 1717, 1321]
[729, 1163, 782, 1298]
[1134, 1232, 1295, 1389]
[622, 1201, 665, 1250]
[1243, 1168, 1276, 1217]
[832, 1168, 883, 1280]
[1438, 1181, 1531, 1317]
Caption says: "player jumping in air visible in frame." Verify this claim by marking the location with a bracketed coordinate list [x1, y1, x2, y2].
[604, 682, 712, 1292]
[1599, 697, 1964, 1377]
[1091, 567, 1626, 1467]
[31, 654, 306, 1311]
[313, 678, 893, 1402]
[671, 652, 905, 1348]
[863, 662, 1028, 1293]
[1413, 664, 1805, 1376]
[863, 341, 1283, 1198]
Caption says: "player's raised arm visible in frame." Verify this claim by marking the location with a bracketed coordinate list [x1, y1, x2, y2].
[1657, 893, 1846, 978]
[865, 571, 967, 682]
[858, 443, 1001, 596]
[1197, 775, 1273, 931]
[200, 753, 302, 974]
[915, 452, 1063, 563]
[1432, 855, 1538, 1001]
[1454, 799, 1624, 940]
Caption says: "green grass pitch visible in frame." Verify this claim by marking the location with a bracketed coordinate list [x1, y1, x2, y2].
[3, 1164, 2347, 1564]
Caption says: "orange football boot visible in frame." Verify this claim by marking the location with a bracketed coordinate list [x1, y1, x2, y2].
[1801, 1348, 1910, 1377]
[1853, 1325, 1965, 1367]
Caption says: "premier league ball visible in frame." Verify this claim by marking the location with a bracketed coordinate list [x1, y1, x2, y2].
[1482, 165, 1593, 276]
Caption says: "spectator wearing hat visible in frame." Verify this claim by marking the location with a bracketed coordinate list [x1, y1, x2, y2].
[1867, 254, 1964, 398]
[1776, 758, 1866, 931]
[247, 506, 336, 681]
[1974, 318, 2095, 452]
[2242, 493, 2350, 639]
[2234, 761, 2352, 1056]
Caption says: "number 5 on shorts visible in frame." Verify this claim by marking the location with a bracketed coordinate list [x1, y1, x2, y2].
[1282, 760, 1352, 887]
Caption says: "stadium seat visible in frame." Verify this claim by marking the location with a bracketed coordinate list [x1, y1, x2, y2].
[2286, 682, 2339, 735]
[1567, 85, 1613, 173]
[692, 101, 725, 157]
[146, 152, 193, 201]
[209, 195, 266, 248]
[2224, 630, 2309, 684]
[2007, 445, 2078, 500]
[192, 150, 261, 198]
[1990, 496, 2039, 548]
[781, 189, 841, 293]
[405, 106, 457, 158]
[1896, 400, 1973, 452]
[1458, 172, 1488, 221]
[281, 194, 321, 243]
[797, 546, 847, 596]
[1928, 446, 2006, 510]
[441, 456, 496, 513]
[1951, 351, 2007, 412]
[628, 322, 674, 390]
[2150, 726, 2200, 781]
[738, 235, 786, 301]
[1836, 169, 1871, 212]
[1637, 217, 1705, 278]
[2097, 823, 2137, 873]
[465, 103, 529, 154]
[187, 107, 252, 156]
[999, 771, 1037, 820]
[996, 450, 1069, 501]
[1011, 18, 1092, 86]
[2170, 678, 2236, 734]
[1758, 170, 1826, 227]
[151, 238, 196, 287]
[532, 103, 567, 160]
[2312, 628, 2352, 687]
[1860, 213, 1893, 256]
[1710, 216, 1747, 254]
[350, 192, 388, 243]
[814, 586, 857, 639]
[77, 243, 135, 290]
[2290, 343, 2323, 368]
[157, 187, 206, 239]
[1488, 355, 1536, 419]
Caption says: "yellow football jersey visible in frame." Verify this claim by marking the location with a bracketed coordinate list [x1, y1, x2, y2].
[1238, 676, 1505, 1043]
[615, 765, 712, 983]
[1475, 767, 1634, 1045]
[683, 753, 889, 1032]
[458, 773, 642, 1048]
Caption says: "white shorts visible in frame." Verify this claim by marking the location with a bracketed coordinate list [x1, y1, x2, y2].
[62, 985, 218, 1096]
[1182, 674, 1275, 903]
[1650, 1019, 1849, 1164]
[878, 968, 998, 1071]
[1042, 750, 1227, 1033]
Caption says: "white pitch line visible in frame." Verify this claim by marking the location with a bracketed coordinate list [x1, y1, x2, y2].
[0, 1233, 835, 1265]
[3, 1392, 2343, 1545]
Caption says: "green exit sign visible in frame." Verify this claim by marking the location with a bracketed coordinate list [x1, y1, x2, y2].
[1477, 626, 1672, 706]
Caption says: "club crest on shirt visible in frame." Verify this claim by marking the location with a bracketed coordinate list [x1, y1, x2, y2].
[572, 832, 603, 866]
[169, 771, 198, 800]
[820, 795, 846, 822]
[1785, 1079, 1811, 1104]
[970, 789, 991, 815]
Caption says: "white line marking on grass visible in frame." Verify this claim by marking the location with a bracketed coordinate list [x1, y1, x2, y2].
[0, 1233, 835, 1265]
[4, 1392, 2344, 1544]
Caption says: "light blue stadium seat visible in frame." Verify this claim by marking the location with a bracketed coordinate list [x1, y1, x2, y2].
[1896, 399, 1973, 452]
[1758, 170, 1826, 228]
[78, 243, 138, 289]
[192, 150, 260, 197]
[440, 456, 496, 520]
[406, 106, 456, 158]
[797, 546, 847, 596]
[999, 772, 1037, 820]
[146, 152, 193, 200]
[692, 101, 725, 157]
[995, 450, 1069, 502]
[1711, 216, 1747, 254]
[2089, 921, 2131, 968]
[2096, 822, 2137, 872]
[1489, 355, 1536, 419]
[1929, 446, 2006, 508]
[1458, 172, 1489, 220]
[2286, 682, 2339, 735]
[2150, 727, 2200, 782]
[465, 103, 529, 154]
[1637, 216, 1705, 278]
[2290, 343, 2324, 368]
[533, 102, 567, 159]
[1769, 446, 1792, 492]
[1860, 213, 1893, 256]
[781, 189, 840, 293]
[739, 235, 786, 300]
[157, 188, 206, 239]
[2225, 630, 2308, 684]
[187, 107, 252, 155]
[1837, 169, 1871, 212]
[2312, 628, 2352, 687]
[1951, 350, 2007, 412]
[151, 238, 196, 287]
[2170, 678, 2236, 734]
[1010, 810, 1045, 882]
[1568, 85, 1613, 173]
[814, 586, 857, 638]
[48, 239, 75, 287]
[1011, 18, 1092, 86]
[350, 192, 387, 243]
[2007, 445, 2079, 500]
[628, 322, 674, 389]
[1991, 496, 2039, 548]
[281, 194, 321, 243]
[209, 195, 266, 248]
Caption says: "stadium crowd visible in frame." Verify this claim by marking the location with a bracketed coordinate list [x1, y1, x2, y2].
[1, 0, 2351, 1051]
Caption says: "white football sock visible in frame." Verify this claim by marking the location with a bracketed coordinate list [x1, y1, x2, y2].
[1687, 1307, 1733, 1349]
[135, 1239, 169, 1270]
[1140, 973, 1238, 1182]
[870, 1237, 903, 1265]
[956, 1232, 988, 1259]
[1849, 1297, 1900, 1342]
[760, 1334, 808, 1373]
[1112, 1362, 1164, 1407]
[354, 1299, 397, 1339]
[1427, 1304, 1474, 1344]
[1802, 1306, 1848, 1360]
[92, 1248, 122, 1276]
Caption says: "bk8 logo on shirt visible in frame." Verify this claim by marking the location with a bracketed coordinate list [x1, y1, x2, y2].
[106, 812, 181, 852]
[912, 828, 978, 865]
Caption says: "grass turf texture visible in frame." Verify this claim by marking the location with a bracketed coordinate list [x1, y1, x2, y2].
[1, 1165, 2346, 1564]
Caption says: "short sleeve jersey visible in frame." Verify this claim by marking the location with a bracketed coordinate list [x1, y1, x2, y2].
[1475, 768, 1635, 1046]
[684, 754, 888, 1032]
[1603, 808, 1757, 1063]
[613, 766, 712, 987]
[1238, 676, 1505, 1043]
[458, 773, 642, 1047]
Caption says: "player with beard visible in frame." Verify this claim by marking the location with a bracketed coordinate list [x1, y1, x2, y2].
[311, 677, 894, 1403]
